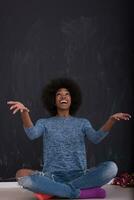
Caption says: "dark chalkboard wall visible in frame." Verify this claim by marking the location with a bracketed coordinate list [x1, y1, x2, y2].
[0, 0, 133, 180]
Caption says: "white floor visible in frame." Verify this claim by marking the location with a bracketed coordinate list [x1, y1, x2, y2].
[0, 183, 133, 200]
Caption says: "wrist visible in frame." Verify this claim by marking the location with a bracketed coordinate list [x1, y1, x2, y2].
[20, 107, 29, 113]
[109, 116, 116, 124]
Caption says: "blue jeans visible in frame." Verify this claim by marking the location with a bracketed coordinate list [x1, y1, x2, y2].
[18, 161, 118, 199]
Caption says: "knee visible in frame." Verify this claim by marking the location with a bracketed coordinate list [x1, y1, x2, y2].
[104, 161, 118, 178]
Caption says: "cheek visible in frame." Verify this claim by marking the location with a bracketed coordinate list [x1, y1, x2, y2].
[68, 96, 71, 104]
[55, 97, 59, 105]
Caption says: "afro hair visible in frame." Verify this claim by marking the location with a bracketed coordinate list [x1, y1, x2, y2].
[41, 78, 82, 116]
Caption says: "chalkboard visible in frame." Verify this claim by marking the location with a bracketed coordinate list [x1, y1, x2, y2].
[0, 0, 133, 180]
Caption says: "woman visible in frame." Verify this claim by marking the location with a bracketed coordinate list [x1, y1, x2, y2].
[7, 78, 131, 199]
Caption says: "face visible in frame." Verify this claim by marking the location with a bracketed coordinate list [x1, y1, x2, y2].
[55, 88, 71, 112]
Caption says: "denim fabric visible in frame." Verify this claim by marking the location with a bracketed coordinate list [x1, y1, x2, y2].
[18, 161, 118, 198]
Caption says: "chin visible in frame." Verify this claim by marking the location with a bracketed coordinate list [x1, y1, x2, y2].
[58, 105, 70, 110]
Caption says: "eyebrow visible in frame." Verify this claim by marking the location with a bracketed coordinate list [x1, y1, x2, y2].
[56, 90, 70, 95]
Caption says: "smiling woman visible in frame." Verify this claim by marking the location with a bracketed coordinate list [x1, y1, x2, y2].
[7, 78, 131, 200]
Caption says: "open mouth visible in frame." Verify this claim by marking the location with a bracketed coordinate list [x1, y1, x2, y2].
[60, 100, 68, 104]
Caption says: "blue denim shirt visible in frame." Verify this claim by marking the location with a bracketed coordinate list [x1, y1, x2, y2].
[24, 116, 108, 173]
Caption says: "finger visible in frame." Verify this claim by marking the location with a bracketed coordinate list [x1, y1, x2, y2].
[117, 118, 120, 121]
[120, 113, 131, 117]
[116, 113, 131, 120]
[125, 117, 130, 120]
[10, 105, 17, 110]
[123, 114, 131, 118]
[121, 114, 131, 119]
[20, 107, 29, 113]
[7, 101, 18, 105]
[20, 108, 27, 112]
[25, 108, 30, 112]
[114, 117, 120, 121]
[13, 107, 20, 114]
[119, 115, 130, 120]
[123, 117, 130, 120]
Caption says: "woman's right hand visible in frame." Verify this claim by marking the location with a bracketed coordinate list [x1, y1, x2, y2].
[7, 101, 29, 114]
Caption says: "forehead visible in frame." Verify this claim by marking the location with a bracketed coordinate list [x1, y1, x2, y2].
[56, 88, 70, 93]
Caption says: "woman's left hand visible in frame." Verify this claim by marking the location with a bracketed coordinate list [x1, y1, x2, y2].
[110, 113, 131, 122]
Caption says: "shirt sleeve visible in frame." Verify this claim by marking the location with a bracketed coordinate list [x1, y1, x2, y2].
[82, 119, 109, 144]
[23, 119, 46, 140]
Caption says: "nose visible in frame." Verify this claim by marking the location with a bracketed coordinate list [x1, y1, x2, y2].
[60, 94, 66, 99]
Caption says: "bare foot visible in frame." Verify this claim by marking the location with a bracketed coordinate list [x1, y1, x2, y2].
[16, 169, 34, 180]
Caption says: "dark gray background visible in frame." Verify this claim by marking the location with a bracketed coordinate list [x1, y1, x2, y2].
[0, 0, 133, 180]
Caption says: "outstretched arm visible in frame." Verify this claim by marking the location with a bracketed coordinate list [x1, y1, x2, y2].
[7, 101, 33, 128]
[100, 112, 131, 132]
[83, 112, 131, 144]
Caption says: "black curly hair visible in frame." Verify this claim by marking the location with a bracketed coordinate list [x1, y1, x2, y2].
[41, 78, 82, 116]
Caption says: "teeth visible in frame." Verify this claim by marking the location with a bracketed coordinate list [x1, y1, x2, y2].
[60, 100, 67, 103]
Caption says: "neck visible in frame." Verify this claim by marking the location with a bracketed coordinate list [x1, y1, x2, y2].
[56, 110, 70, 117]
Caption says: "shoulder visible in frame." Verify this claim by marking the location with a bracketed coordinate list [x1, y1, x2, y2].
[36, 117, 52, 125]
[36, 116, 58, 123]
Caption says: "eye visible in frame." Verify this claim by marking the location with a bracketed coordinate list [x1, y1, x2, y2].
[56, 92, 61, 96]
[66, 91, 71, 95]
